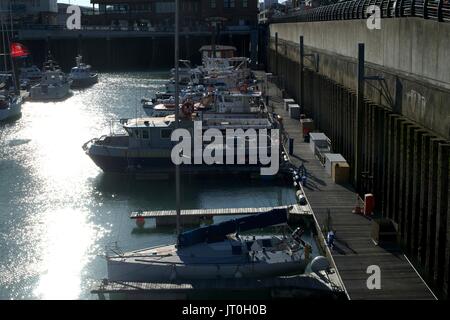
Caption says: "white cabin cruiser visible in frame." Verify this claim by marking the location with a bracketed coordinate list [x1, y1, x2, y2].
[69, 55, 98, 88]
[107, 209, 311, 282]
[29, 57, 71, 101]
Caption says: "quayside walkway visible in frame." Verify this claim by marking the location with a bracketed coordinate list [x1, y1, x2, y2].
[264, 74, 437, 300]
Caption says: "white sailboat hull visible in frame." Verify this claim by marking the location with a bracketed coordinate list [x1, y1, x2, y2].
[107, 258, 308, 282]
[107, 238, 309, 282]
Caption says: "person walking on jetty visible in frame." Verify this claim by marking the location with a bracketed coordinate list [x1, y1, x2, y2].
[327, 230, 336, 250]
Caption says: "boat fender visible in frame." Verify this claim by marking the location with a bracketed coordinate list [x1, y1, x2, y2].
[310, 256, 330, 273]
[298, 195, 307, 206]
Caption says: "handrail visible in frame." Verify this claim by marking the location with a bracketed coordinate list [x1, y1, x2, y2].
[270, 0, 449, 23]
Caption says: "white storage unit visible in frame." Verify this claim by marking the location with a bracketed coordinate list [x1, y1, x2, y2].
[289, 104, 301, 119]
[283, 98, 295, 111]
[324, 153, 347, 176]
[309, 132, 329, 153]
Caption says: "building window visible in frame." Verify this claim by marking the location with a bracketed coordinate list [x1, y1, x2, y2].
[210, 0, 216, 8]
[142, 130, 149, 139]
[224, 0, 235, 8]
[243, 0, 248, 8]
[155, 1, 175, 13]
[161, 129, 172, 139]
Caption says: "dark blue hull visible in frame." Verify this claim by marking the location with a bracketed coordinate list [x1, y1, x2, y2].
[89, 154, 268, 175]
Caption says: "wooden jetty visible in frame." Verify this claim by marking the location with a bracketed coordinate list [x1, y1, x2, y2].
[91, 272, 346, 300]
[130, 204, 312, 226]
[266, 75, 437, 300]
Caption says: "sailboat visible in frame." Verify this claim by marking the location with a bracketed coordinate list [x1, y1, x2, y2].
[107, 209, 311, 282]
[0, 15, 22, 122]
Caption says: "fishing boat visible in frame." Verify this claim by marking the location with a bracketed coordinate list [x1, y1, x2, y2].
[107, 209, 311, 282]
[69, 55, 98, 89]
[29, 54, 71, 101]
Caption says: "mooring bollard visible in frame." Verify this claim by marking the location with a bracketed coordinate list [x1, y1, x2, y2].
[288, 138, 294, 155]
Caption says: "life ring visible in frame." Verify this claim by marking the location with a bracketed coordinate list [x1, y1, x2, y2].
[181, 101, 194, 116]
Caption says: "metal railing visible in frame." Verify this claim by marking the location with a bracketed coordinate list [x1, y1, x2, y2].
[271, 0, 450, 23]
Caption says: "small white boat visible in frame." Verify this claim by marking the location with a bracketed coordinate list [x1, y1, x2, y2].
[29, 70, 71, 101]
[29, 56, 71, 101]
[107, 210, 311, 282]
[69, 55, 98, 89]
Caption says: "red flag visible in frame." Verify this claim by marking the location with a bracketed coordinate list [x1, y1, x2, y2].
[10, 42, 30, 58]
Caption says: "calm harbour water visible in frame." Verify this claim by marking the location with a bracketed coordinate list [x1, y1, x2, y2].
[0, 72, 305, 299]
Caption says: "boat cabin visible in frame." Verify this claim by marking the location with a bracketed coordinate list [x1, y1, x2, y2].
[213, 91, 263, 114]
[199, 45, 237, 59]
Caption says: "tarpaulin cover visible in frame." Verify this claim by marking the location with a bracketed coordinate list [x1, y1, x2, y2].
[177, 208, 287, 248]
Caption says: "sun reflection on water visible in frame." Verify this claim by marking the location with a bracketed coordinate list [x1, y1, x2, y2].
[0, 72, 299, 299]
[33, 208, 98, 300]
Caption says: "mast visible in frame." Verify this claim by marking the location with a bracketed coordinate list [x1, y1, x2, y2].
[174, 0, 181, 243]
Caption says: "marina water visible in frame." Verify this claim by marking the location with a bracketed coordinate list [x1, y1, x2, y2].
[0, 72, 313, 299]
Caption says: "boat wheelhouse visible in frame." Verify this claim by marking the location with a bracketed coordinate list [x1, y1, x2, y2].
[69, 55, 98, 89]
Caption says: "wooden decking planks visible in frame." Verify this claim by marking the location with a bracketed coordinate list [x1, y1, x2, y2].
[130, 204, 311, 219]
[91, 272, 345, 296]
[267, 77, 436, 300]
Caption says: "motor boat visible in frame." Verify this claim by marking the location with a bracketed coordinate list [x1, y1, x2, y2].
[82, 108, 276, 174]
[29, 56, 71, 101]
[106, 209, 311, 282]
[69, 55, 98, 89]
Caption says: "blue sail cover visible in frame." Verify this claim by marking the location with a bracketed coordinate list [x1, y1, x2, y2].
[177, 208, 288, 248]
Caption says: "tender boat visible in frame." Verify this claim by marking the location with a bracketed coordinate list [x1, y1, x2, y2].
[69, 55, 98, 89]
[107, 209, 311, 282]
[29, 56, 72, 101]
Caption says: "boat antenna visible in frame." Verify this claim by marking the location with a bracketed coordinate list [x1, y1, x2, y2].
[174, 0, 181, 244]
